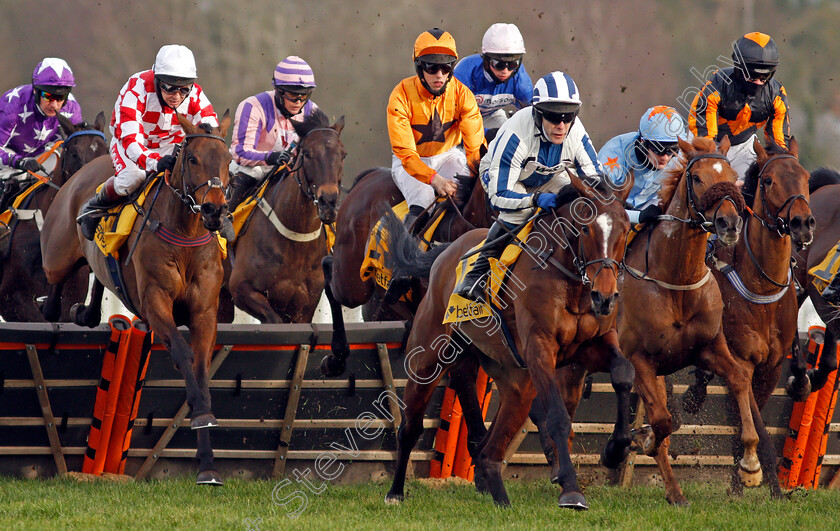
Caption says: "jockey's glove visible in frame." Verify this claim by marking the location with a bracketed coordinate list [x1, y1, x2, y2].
[157, 154, 177, 173]
[638, 204, 664, 223]
[14, 157, 46, 174]
[265, 150, 291, 166]
[533, 192, 557, 210]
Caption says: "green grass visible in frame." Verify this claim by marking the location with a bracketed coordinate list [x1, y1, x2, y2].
[0, 476, 838, 530]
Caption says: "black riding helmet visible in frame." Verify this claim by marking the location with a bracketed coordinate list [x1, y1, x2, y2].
[731, 32, 779, 94]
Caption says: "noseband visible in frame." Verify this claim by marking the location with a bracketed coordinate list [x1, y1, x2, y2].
[538, 209, 621, 287]
[681, 153, 741, 232]
[167, 133, 227, 213]
[60, 129, 107, 183]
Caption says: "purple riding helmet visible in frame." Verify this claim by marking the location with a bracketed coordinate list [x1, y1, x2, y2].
[32, 58, 75, 96]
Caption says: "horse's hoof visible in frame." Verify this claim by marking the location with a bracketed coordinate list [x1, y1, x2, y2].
[786, 375, 811, 402]
[384, 493, 403, 505]
[558, 490, 588, 510]
[320, 354, 346, 377]
[196, 470, 223, 486]
[191, 413, 218, 429]
[631, 425, 656, 457]
[70, 304, 86, 327]
[667, 494, 690, 507]
[600, 442, 629, 470]
[738, 462, 763, 487]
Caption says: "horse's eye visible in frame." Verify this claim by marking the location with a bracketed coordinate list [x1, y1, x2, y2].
[188, 155, 198, 165]
[764, 178, 772, 186]
[693, 174, 702, 184]
[581, 226, 589, 234]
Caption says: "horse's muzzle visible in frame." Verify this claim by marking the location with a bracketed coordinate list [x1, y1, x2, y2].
[591, 291, 618, 317]
[200, 202, 227, 231]
[789, 213, 816, 250]
[317, 191, 339, 224]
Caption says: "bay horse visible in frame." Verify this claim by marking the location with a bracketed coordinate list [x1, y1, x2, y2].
[0, 112, 108, 321]
[220, 109, 344, 323]
[40, 113, 232, 485]
[790, 167, 840, 394]
[383, 172, 634, 509]
[320, 166, 491, 376]
[679, 139, 814, 498]
[616, 136, 772, 506]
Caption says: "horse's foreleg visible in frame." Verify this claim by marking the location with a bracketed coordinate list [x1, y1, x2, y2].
[652, 435, 688, 506]
[231, 280, 283, 323]
[41, 281, 64, 323]
[786, 337, 811, 401]
[72, 278, 104, 328]
[535, 363, 587, 483]
[448, 354, 488, 460]
[320, 256, 350, 376]
[707, 334, 762, 487]
[808, 327, 838, 392]
[629, 357, 672, 456]
[600, 331, 635, 470]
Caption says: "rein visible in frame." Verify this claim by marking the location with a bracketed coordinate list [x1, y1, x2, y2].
[166, 133, 227, 213]
[751, 154, 809, 237]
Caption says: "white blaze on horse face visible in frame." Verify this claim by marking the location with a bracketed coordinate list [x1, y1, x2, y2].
[713, 162, 724, 174]
[596, 213, 612, 257]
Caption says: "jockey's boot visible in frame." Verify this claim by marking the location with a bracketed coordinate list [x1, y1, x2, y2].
[453, 220, 511, 301]
[0, 178, 20, 213]
[77, 177, 123, 241]
[402, 205, 425, 236]
[227, 172, 259, 212]
[822, 274, 840, 303]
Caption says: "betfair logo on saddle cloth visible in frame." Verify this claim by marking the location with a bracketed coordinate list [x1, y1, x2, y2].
[93, 177, 226, 259]
[359, 199, 447, 296]
[443, 220, 535, 324]
[809, 240, 840, 298]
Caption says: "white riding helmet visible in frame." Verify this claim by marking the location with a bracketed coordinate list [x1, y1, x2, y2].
[153, 44, 197, 81]
[481, 23, 526, 55]
[532, 71, 581, 113]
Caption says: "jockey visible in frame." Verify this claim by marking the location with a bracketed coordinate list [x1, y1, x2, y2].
[453, 23, 533, 130]
[77, 44, 219, 241]
[599, 105, 687, 224]
[688, 31, 791, 185]
[0, 58, 82, 212]
[455, 71, 603, 301]
[388, 28, 484, 229]
[228, 56, 319, 210]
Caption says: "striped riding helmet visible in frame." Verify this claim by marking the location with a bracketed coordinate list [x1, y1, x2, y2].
[532, 71, 581, 113]
[273, 56, 316, 93]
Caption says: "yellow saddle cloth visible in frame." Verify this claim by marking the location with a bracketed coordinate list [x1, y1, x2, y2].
[809, 240, 840, 293]
[0, 181, 46, 227]
[359, 200, 447, 296]
[443, 219, 535, 324]
[93, 177, 226, 259]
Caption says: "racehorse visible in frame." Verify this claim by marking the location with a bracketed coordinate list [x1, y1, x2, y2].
[320, 167, 491, 377]
[791, 167, 840, 395]
[616, 136, 774, 506]
[0, 113, 108, 321]
[220, 109, 344, 323]
[383, 172, 634, 509]
[678, 139, 814, 498]
[40, 113, 232, 485]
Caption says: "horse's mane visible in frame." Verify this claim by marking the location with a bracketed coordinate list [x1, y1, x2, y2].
[291, 108, 331, 138]
[810, 167, 840, 194]
[350, 167, 386, 189]
[657, 137, 719, 209]
[741, 143, 789, 208]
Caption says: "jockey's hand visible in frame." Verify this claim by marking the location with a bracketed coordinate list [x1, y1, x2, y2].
[533, 192, 557, 210]
[265, 150, 291, 166]
[157, 155, 177, 173]
[430, 173, 457, 197]
[14, 157, 45, 174]
[638, 204, 664, 224]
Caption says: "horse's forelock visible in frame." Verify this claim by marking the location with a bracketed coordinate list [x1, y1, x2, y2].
[658, 138, 726, 210]
[292, 108, 331, 138]
[742, 143, 791, 208]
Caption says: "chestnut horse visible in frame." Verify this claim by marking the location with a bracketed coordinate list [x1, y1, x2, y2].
[40, 113, 232, 485]
[678, 139, 814, 499]
[0, 112, 108, 321]
[384, 173, 634, 509]
[220, 109, 344, 323]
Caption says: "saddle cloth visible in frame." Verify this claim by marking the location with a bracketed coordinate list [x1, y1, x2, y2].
[443, 219, 534, 324]
[809, 239, 840, 293]
[0, 180, 46, 227]
[359, 200, 447, 294]
[94, 177, 226, 259]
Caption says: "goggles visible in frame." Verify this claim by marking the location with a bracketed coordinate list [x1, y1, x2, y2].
[643, 140, 679, 157]
[418, 60, 455, 76]
[539, 109, 578, 125]
[743, 64, 776, 83]
[488, 58, 521, 71]
[39, 91, 68, 103]
[158, 81, 193, 96]
[275, 88, 312, 103]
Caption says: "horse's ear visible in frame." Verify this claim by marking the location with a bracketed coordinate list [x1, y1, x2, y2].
[718, 135, 732, 155]
[216, 110, 231, 138]
[753, 137, 766, 162]
[94, 111, 107, 133]
[57, 113, 75, 136]
[678, 137, 695, 159]
[565, 168, 593, 199]
[331, 115, 345, 135]
[176, 113, 197, 135]
[788, 136, 799, 158]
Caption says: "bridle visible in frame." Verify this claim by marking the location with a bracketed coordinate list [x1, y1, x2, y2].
[166, 133, 227, 213]
[750, 154, 809, 237]
[58, 128, 107, 184]
[281, 127, 340, 206]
